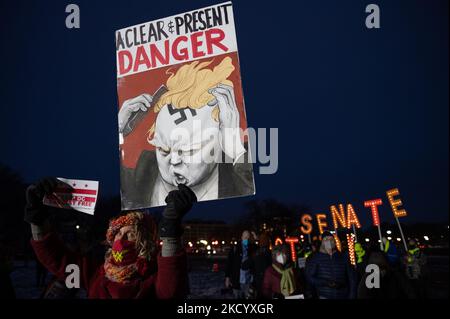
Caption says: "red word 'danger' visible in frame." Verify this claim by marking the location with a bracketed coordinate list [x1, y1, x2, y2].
[118, 28, 228, 76]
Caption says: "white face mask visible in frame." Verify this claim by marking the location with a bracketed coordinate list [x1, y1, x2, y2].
[323, 239, 335, 253]
[276, 253, 287, 265]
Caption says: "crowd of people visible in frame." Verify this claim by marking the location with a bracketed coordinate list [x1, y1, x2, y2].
[224, 229, 429, 299]
[0, 177, 431, 299]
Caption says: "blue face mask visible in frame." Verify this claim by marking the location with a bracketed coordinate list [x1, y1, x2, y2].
[242, 239, 249, 246]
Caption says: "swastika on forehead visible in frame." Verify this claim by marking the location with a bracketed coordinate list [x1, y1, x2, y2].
[167, 104, 197, 125]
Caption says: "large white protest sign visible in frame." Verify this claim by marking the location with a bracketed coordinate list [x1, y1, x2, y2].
[116, 1, 255, 210]
[43, 178, 99, 215]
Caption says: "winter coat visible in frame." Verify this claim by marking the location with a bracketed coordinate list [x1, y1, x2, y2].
[31, 232, 188, 299]
[405, 249, 426, 280]
[261, 263, 302, 299]
[384, 241, 401, 268]
[305, 251, 356, 299]
[225, 242, 256, 288]
[252, 247, 272, 295]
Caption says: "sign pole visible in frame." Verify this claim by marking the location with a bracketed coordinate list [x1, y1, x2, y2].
[352, 224, 358, 242]
[377, 225, 384, 251]
[395, 216, 408, 252]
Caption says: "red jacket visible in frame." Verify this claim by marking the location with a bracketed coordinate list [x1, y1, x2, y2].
[31, 233, 188, 299]
[262, 264, 302, 299]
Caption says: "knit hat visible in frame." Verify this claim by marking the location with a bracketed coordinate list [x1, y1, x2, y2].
[106, 211, 157, 246]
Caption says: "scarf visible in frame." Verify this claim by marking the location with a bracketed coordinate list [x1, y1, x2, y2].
[272, 264, 296, 297]
[104, 252, 151, 284]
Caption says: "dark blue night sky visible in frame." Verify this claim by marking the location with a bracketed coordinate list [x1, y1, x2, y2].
[1, 0, 448, 225]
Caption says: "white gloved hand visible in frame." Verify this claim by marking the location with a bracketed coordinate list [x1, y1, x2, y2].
[118, 93, 153, 133]
[208, 84, 246, 164]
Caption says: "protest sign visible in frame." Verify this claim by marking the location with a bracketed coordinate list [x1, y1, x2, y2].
[43, 178, 99, 215]
[116, 1, 255, 210]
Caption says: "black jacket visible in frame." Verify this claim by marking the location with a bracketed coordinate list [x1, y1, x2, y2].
[305, 251, 357, 299]
[252, 247, 273, 294]
[225, 242, 257, 288]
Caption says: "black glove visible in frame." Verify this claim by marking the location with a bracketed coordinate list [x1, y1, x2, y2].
[159, 184, 197, 237]
[24, 177, 59, 225]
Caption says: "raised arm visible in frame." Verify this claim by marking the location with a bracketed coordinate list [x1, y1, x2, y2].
[24, 178, 97, 289]
[155, 184, 197, 298]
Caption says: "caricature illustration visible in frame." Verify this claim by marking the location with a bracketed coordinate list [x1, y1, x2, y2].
[116, 2, 255, 210]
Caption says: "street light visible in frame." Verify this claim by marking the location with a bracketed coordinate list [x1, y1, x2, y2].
[365, 238, 370, 242]
[386, 230, 392, 235]
[424, 236, 429, 241]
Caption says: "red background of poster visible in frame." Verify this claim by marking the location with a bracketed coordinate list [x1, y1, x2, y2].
[117, 52, 248, 169]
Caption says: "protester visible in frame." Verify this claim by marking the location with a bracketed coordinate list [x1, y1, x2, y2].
[357, 251, 416, 299]
[301, 243, 313, 259]
[354, 242, 369, 282]
[297, 243, 315, 299]
[225, 230, 256, 299]
[404, 239, 428, 298]
[252, 232, 272, 298]
[311, 239, 321, 255]
[261, 244, 303, 299]
[24, 177, 196, 299]
[382, 237, 401, 269]
[305, 231, 357, 299]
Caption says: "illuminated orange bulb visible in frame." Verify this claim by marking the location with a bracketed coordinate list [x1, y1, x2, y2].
[346, 204, 361, 229]
[387, 188, 407, 218]
[285, 237, 299, 262]
[364, 199, 382, 226]
[346, 234, 356, 266]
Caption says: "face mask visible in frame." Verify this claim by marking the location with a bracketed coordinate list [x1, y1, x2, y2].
[111, 240, 137, 266]
[276, 253, 287, 265]
[323, 239, 335, 253]
[242, 239, 249, 246]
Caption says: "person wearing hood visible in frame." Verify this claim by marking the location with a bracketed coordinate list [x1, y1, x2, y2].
[357, 251, 416, 299]
[261, 244, 302, 299]
[305, 231, 357, 299]
[24, 177, 197, 299]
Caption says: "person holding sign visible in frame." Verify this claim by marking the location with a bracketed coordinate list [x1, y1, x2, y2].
[24, 177, 197, 299]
